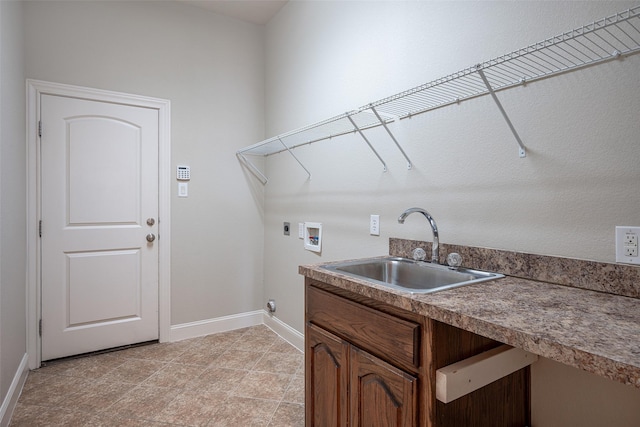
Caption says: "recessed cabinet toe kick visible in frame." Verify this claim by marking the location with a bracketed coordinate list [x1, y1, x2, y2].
[305, 278, 532, 427]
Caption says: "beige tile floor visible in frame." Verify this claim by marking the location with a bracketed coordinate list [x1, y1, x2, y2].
[10, 325, 305, 426]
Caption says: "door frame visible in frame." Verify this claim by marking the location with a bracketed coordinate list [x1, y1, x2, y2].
[26, 79, 172, 369]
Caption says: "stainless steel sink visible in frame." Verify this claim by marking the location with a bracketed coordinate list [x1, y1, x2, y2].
[321, 257, 503, 294]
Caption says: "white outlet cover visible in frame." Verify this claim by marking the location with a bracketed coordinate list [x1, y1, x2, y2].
[615, 226, 640, 265]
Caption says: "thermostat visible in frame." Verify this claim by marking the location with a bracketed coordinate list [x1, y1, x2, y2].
[177, 165, 190, 181]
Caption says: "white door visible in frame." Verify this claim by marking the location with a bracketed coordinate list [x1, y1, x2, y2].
[40, 94, 159, 361]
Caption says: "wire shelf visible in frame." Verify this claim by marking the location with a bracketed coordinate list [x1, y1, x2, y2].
[238, 6, 640, 183]
[369, 6, 640, 119]
[238, 109, 391, 157]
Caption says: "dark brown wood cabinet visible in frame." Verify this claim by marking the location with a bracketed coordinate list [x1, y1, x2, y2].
[306, 308, 418, 427]
[305, 278, 530, 427]
[306, 323, 349, 427]
[350, 345, 418, 427]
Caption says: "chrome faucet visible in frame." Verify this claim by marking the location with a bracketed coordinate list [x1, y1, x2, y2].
[398, 207, 439, 264]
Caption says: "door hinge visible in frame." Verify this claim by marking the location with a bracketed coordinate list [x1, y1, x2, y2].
[39, 220, 42, 238]
[39, 319, 43, 337]
[38, 121, 42, 138]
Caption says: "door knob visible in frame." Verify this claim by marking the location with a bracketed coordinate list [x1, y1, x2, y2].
[146, 233, 156, 243]
[146, 218, 155, 226]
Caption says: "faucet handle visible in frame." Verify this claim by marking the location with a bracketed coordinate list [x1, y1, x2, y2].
[446, 252, 463, 269]
[412, 248, 427, 261]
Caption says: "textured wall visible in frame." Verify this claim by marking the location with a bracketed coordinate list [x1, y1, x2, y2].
[264, 0, 640, 341]
[264, 1, 640, 424]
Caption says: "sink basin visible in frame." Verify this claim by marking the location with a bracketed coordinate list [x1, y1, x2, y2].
[321, 257, 504, 294]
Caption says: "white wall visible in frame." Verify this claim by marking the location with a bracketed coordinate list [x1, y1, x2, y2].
[23, 1, 266, 326]
[264, 1, 640, 424]
[0, 0, 27, 415]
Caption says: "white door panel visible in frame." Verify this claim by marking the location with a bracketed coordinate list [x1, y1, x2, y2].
[68, 116, 141, 224]
[66, 249, 141, 325]
[41, 94, 159, 361]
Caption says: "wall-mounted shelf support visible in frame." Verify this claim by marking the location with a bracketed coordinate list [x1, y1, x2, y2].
[237, 152, 268, 185]
[347, 114, 388, 172]
[278, 137, 312, 181]
[236, 136, 313, 185]
[369, 106, 412, 169]
[436, 344, 538, 403]
[476, 66, 527, 158]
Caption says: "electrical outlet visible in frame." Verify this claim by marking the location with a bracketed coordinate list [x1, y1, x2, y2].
[625, 233, 638, 256]
[370, 215, 380, 236]
[616, 226, 640, 265]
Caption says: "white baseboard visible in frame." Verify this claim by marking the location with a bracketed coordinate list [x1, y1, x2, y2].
[170, 310, 264, 342]
[168, 309, 305, 353]
[263, 311, 304, 353]
[1, 353, 29, 427]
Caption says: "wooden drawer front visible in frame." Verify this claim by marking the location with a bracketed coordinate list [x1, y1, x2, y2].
[307, 285, 420, 370]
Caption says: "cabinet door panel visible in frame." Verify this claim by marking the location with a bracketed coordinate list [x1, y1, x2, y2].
[306, 323, 349, 427]
[350, 346, 418, 427]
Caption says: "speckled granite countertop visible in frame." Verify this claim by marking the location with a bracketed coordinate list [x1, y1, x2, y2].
[299, 240, 640, 389]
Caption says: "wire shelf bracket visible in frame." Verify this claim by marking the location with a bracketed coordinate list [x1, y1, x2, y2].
[237, 6, 640, 183]
[237, 136, 312, 185]
[369, 105, 412, 169]
[237, 151, 269, 185]
[476, 66, 527, 158]
[347, 113, 388, 172]
[277, 137, 312, 181]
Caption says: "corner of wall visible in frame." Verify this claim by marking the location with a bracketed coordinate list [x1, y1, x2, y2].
[263, 311, 304, 352]
[0, 354, 29, 427]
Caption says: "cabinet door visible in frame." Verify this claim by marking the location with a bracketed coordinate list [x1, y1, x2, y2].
[306, 323, 350, 427]
[350, 346, 418, 427]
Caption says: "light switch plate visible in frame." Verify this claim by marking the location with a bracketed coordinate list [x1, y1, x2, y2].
[370, 215, 380, 236]
[615, 226, 640, 265]
[178, 182, 188, 198]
